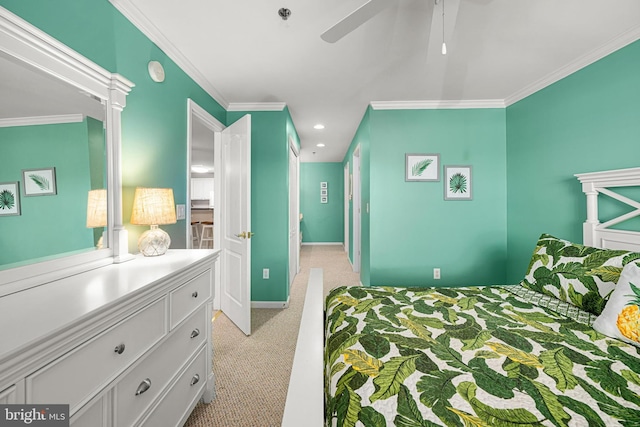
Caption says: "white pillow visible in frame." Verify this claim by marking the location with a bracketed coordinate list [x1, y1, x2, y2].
[592, 262, 640, 348]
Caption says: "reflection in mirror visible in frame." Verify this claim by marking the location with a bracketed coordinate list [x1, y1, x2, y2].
[0, 51, 107, 270]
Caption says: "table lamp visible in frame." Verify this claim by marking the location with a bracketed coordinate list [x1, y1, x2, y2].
[86, 189, 107, 249]
[130, 187, 177, 256]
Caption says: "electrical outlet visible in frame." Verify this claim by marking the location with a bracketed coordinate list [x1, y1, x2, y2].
[433, 268, 441, 280]
[263, 268, 269, 279]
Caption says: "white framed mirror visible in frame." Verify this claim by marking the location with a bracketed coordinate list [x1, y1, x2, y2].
[0, 7, 134, 295]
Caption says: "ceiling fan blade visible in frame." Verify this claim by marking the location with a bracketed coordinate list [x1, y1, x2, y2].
[321, 0, 396, 43]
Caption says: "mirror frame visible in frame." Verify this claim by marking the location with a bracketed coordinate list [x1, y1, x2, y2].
[0, 7, 134, 295]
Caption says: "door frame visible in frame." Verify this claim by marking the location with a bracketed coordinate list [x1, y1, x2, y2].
[187, 99, 224, 308]
[352, 145, 361, 273]
[288, 137, 300, 289]
[344, 161, 350, 255]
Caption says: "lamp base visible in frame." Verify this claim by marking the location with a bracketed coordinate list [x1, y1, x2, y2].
[138, 225, 171, 257]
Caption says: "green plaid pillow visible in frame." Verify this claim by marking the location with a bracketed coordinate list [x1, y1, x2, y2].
[520, 233, 640, 315]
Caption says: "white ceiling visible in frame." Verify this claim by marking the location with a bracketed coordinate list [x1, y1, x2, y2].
[111, 0, 640, 163]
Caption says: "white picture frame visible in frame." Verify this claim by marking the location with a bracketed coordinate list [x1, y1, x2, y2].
[320, 196, 328, 204]
[406, 153, 440, 182]
[320, 182, 328, 189]
[0, 182, 21, 216]
[444, 165, 472, 200]
[22, 167, 57, 196]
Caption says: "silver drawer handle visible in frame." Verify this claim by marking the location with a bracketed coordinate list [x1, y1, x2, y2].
[135, 378, 152, 396]
[190, 374, 200, 386]
[114, 344, 126, 354]
[191, 291, 198, 298]
[190, 328, 200, 339]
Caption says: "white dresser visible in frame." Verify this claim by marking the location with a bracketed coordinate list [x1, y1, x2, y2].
[0, 249, 219, 427]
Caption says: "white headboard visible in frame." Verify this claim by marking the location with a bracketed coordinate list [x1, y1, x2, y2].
[575, 167, 640, 252]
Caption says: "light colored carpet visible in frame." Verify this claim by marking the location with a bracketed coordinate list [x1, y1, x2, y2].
[184, 244, 360, 427]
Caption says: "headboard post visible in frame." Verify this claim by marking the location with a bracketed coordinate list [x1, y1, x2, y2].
[582, 182, 599, 246]
[575, 167, 640, 251]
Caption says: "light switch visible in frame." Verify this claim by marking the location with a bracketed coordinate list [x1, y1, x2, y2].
[176, 204, 186, 220]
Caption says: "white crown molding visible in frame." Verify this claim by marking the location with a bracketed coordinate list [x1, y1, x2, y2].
[0, 114, 84, 128]
[370, 99, 505, 110]
[109, 0, 229, 109]
[505, 25, 640, 107]
[227, 102, 286, 112]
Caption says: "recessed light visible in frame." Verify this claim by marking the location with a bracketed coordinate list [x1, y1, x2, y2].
[317, 143, 325, 147]
[314, 124, 325, 130]
[191, 165, 209, 173]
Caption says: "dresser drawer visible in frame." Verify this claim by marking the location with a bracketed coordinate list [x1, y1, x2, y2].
[70, 396, 106, 427]
[0, 385, 17, 404]
[139, 347, 207, 427]
[115, 306, 208, 426]
[170, 270, 211, 329]
[26, 297, 167, 413]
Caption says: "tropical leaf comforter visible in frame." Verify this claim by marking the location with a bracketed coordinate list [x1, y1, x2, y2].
[324, 285, 640, 427]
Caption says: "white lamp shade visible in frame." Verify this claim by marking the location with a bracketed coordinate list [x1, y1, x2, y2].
[130, 187, 176, 226]
[87, 189, 107, 228]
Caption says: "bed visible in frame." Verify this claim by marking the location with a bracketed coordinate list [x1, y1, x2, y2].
[322, 167, 640, 427]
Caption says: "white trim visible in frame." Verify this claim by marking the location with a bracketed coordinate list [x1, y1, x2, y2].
[0, 6, 133, 289]
[301, 242, 344, 246]
[282, 268, 323, 427]
[370, 99, 505, 110]
[251, 300, 290, 309]
[108, 0, 228, 109]
[0, 114, 84, 128]
[506, 25, 640, 106]
[227, 102, 287, 112]
[576, 167, 640, 250]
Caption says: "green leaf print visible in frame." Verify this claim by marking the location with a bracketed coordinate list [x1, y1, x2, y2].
[358, 406, 386, 427]
[526, 379, 571, 427]
[28, 174, 50, 190]
[335, 385, 362, 427]
[457, 382, 543, 427]
[359, 333, 391, 358]
[370, 355, 420, 402]
[540, 347, 578, 392]
[461, 330, 492, 351]
[395, 385, 443, 427]
[411, 159, 433, 177]
[416, 370, 461, 408]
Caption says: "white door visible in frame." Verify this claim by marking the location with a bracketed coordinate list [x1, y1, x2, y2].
[220, 115, 252, 335]
[289, 142, 300, 288]
[353, 146, 361, 273]
[344, 162, 350, 255]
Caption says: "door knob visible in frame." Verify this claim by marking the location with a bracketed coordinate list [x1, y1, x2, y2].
[235, 231, 247, 239]
[247, 232, 255, 239]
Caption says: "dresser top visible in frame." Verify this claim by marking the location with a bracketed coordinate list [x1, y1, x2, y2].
[0, 249, 219, 365]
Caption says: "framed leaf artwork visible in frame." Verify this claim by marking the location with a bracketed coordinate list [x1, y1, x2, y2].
[405, 153, 440, 182]
[0, 182, 21, 216]
[22, 167, 57, 196]
[444, 165, 472, 200]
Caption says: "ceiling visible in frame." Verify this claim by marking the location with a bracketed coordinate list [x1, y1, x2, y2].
[111, 0, 640, 163]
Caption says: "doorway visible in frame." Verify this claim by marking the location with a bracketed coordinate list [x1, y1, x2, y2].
[288, 138, 300, 289]
[352, 146, 361, 273]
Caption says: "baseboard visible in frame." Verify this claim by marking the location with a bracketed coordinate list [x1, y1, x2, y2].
[301, 242, 343, 246]
[252, 299, 290, 309]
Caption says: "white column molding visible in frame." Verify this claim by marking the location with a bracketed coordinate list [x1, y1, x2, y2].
[108, 74, 134, 263]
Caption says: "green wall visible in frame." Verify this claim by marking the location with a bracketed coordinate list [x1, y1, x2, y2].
[367, 108, 508, 287]
[505, 39, 640, 283]
[300, 162, 344, 243]
[227, 108, 300, 303]
[0, 120, 96, 265]
[1, 0, 227, 253]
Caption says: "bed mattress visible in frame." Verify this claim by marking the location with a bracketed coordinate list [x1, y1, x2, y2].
[324, 284, 640, 427]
